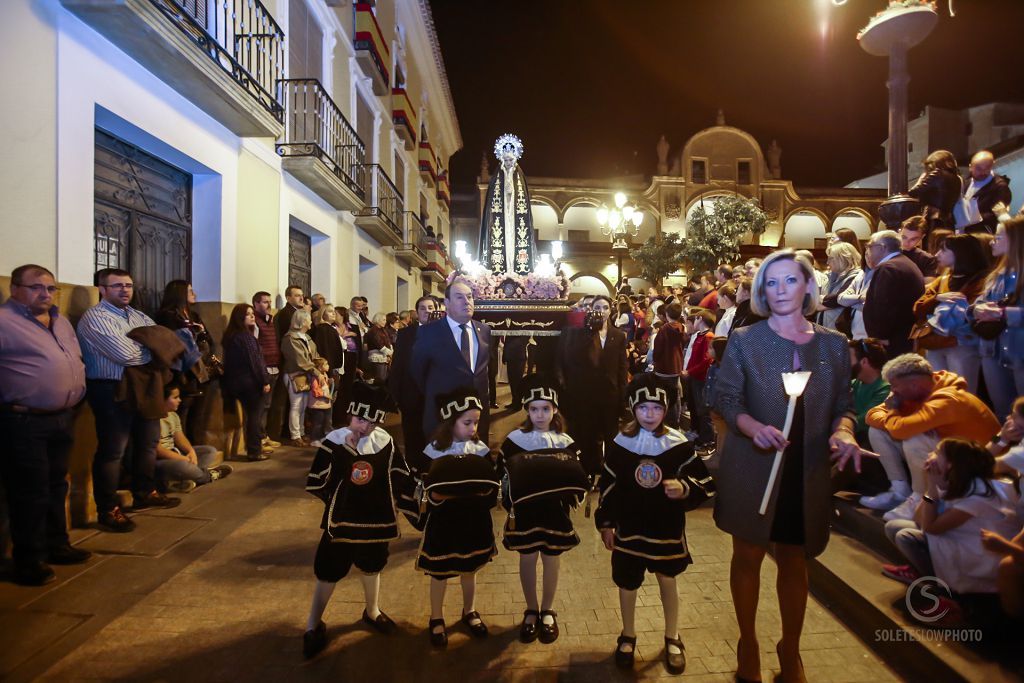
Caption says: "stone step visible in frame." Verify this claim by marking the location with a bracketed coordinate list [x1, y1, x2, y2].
[809, 497, 1024, 682]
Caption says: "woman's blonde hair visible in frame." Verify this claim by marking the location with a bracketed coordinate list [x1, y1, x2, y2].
[826, 241, 860, 274]
[750, 249, 820, 317]
[312, 305, 335, 325]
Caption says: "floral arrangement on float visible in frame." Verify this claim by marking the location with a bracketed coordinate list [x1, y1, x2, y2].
[446, 267, 570, 301]
[858, 0, 939, 39]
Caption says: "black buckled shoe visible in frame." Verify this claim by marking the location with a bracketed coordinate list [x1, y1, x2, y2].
[362, 609, 396, 634]
[538, 610, 559, 644]
[615, 634, 637, 668]
[302, 620, 327, 659]
[461, 610, 488, 638]
[519, 609, 539, 643]
[428, 618, 448, 648]
[47, 544, 92, 565]
[664, 634, 686, 675]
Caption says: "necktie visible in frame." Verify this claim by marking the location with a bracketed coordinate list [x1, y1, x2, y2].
[459, 324, 472, 369]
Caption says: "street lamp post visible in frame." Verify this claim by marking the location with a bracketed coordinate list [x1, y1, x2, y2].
[597, 192, 644, 288]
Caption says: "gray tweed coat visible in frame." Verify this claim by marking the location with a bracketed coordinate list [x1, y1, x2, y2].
[711, 321, 853, 557]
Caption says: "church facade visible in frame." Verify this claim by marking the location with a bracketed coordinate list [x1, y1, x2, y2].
[460, 118, 887, 296]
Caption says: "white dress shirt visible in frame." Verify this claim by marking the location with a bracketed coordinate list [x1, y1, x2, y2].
[446, 315, 477, 371]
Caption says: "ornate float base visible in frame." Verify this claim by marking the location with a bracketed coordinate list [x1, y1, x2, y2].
[473, 299, 572, 337]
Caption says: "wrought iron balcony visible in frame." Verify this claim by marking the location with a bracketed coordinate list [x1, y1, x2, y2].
[436, 171, 451, 210]
[393, 211, 429, 268]
[392, 87, 417, 151]
[354, 164, 404, 247]
[418, 141, 437, 187]
[61, 0, 285, 137]
[353, 3, 390, 95]
[277, 79, 366, 212]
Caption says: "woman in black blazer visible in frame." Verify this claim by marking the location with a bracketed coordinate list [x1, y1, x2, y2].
[311, 306, 346, 427]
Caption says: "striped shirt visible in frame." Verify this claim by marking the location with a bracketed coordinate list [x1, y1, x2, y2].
[77, 300, 154, 380]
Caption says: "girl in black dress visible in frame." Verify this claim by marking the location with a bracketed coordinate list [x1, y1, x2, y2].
[498, 376, 587, 644]
[416, 388, 498, 648]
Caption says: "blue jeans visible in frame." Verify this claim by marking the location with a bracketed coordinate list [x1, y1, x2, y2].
[86, 380, 159, 514]
[0, 410, 74, 566]
[156, 445, 220, 486]
[884, 519, 934, 575]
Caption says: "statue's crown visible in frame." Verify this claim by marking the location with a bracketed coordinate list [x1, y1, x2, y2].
[493, 134, 524, 162]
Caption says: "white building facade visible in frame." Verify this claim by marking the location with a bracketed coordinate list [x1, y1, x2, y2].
[1, 0, 460, 315]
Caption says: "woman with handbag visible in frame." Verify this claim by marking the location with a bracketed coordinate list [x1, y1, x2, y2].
[912, 234, 991, 394]
[281, 309, 324, 447]
[365, 313, 393, 386]
[972, 216, 1024, 419]
[311, 305, 346, 428]
[221, 304, 272, 461]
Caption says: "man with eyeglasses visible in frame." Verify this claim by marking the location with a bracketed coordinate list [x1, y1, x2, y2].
[77, 268, 180, 534]
[0, 264, 89, 585]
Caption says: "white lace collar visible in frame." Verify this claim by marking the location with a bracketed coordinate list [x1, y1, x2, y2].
[423, 439, 491, 460]
[506, 429, 575, 452]
[323, 426, 392, 455]
[613, 427, 687, 456]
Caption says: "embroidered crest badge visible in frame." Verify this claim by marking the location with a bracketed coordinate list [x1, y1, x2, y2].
[634, 459, 663, 489]
[350, 461, 373, 485]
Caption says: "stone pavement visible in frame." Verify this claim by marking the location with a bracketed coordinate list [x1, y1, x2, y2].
[0, 386, 900, 682]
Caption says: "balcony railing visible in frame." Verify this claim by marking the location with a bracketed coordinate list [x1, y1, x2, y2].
[355, 164, 403, 241]
[277, 79, 366, 200]
[353, 3, 390, 94]
[419, 141, 437, 186]
[392, 87, 417, 150]
[152, 0, 284, 120]
[436, 170, 451, 209]
[393, 211, 429, 267]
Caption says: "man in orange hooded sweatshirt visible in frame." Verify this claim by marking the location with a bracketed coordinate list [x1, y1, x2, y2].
[861, 353, 1000, 521]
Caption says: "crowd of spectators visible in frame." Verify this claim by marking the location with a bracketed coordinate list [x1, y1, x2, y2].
[1, 146, 1022, 636]
[0, 267, 428, 585]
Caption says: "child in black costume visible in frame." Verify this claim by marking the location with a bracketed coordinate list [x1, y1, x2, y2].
[416, 387, 498, 648]
[595, 373, 715, 675]
[302, 382, 416, 659]
[498, 375, 587, 644]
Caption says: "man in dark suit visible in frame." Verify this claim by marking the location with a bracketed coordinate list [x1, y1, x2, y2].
[555, 295, 628, 477]
[502, 335, 529, 408]
[412, 280, 491, 442]
[389, 295, 436, 473]
[863, 230, 925, 356]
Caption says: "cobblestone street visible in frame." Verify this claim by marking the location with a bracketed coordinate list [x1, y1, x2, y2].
[1, 388, 899, 682]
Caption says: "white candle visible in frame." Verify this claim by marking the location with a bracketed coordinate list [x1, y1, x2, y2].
[759, 371, 812, 516]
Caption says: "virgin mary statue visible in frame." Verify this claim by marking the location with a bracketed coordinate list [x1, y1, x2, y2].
[479, 134, 537, 275]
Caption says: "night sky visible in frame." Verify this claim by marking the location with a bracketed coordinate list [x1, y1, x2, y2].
[431, 0, 1024, 190]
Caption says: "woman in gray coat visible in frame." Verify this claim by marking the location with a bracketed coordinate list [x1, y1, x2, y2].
[712, 250, 863, 683]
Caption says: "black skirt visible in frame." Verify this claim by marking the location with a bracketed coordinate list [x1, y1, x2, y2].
[769, 396, 806, 546]
[502, 496, 579, 555]
[416, 496, 496, 577]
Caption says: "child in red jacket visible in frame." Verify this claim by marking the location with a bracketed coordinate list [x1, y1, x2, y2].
[682, 309, 715, 449]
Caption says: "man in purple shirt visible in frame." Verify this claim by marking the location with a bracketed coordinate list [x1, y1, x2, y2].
[0, 264, 90, 585]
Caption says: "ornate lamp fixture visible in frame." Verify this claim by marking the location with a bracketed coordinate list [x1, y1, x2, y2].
[597, 192, 644, 250]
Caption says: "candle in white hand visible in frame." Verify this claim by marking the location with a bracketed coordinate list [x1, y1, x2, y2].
[759, 371, 812, 515]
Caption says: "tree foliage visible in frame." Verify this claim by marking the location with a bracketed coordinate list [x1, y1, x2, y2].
[628, 232, 687, 285]
[679, 195, 770, 273]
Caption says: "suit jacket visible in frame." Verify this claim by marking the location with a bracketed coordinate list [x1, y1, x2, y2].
[555, 325, 628, 409]
[389, 324, 420, 411]
[863, 253, 925, 356]
[411, 317, 491, 436]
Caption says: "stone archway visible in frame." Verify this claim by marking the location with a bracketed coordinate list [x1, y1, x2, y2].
[568, 271, 614, 298]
